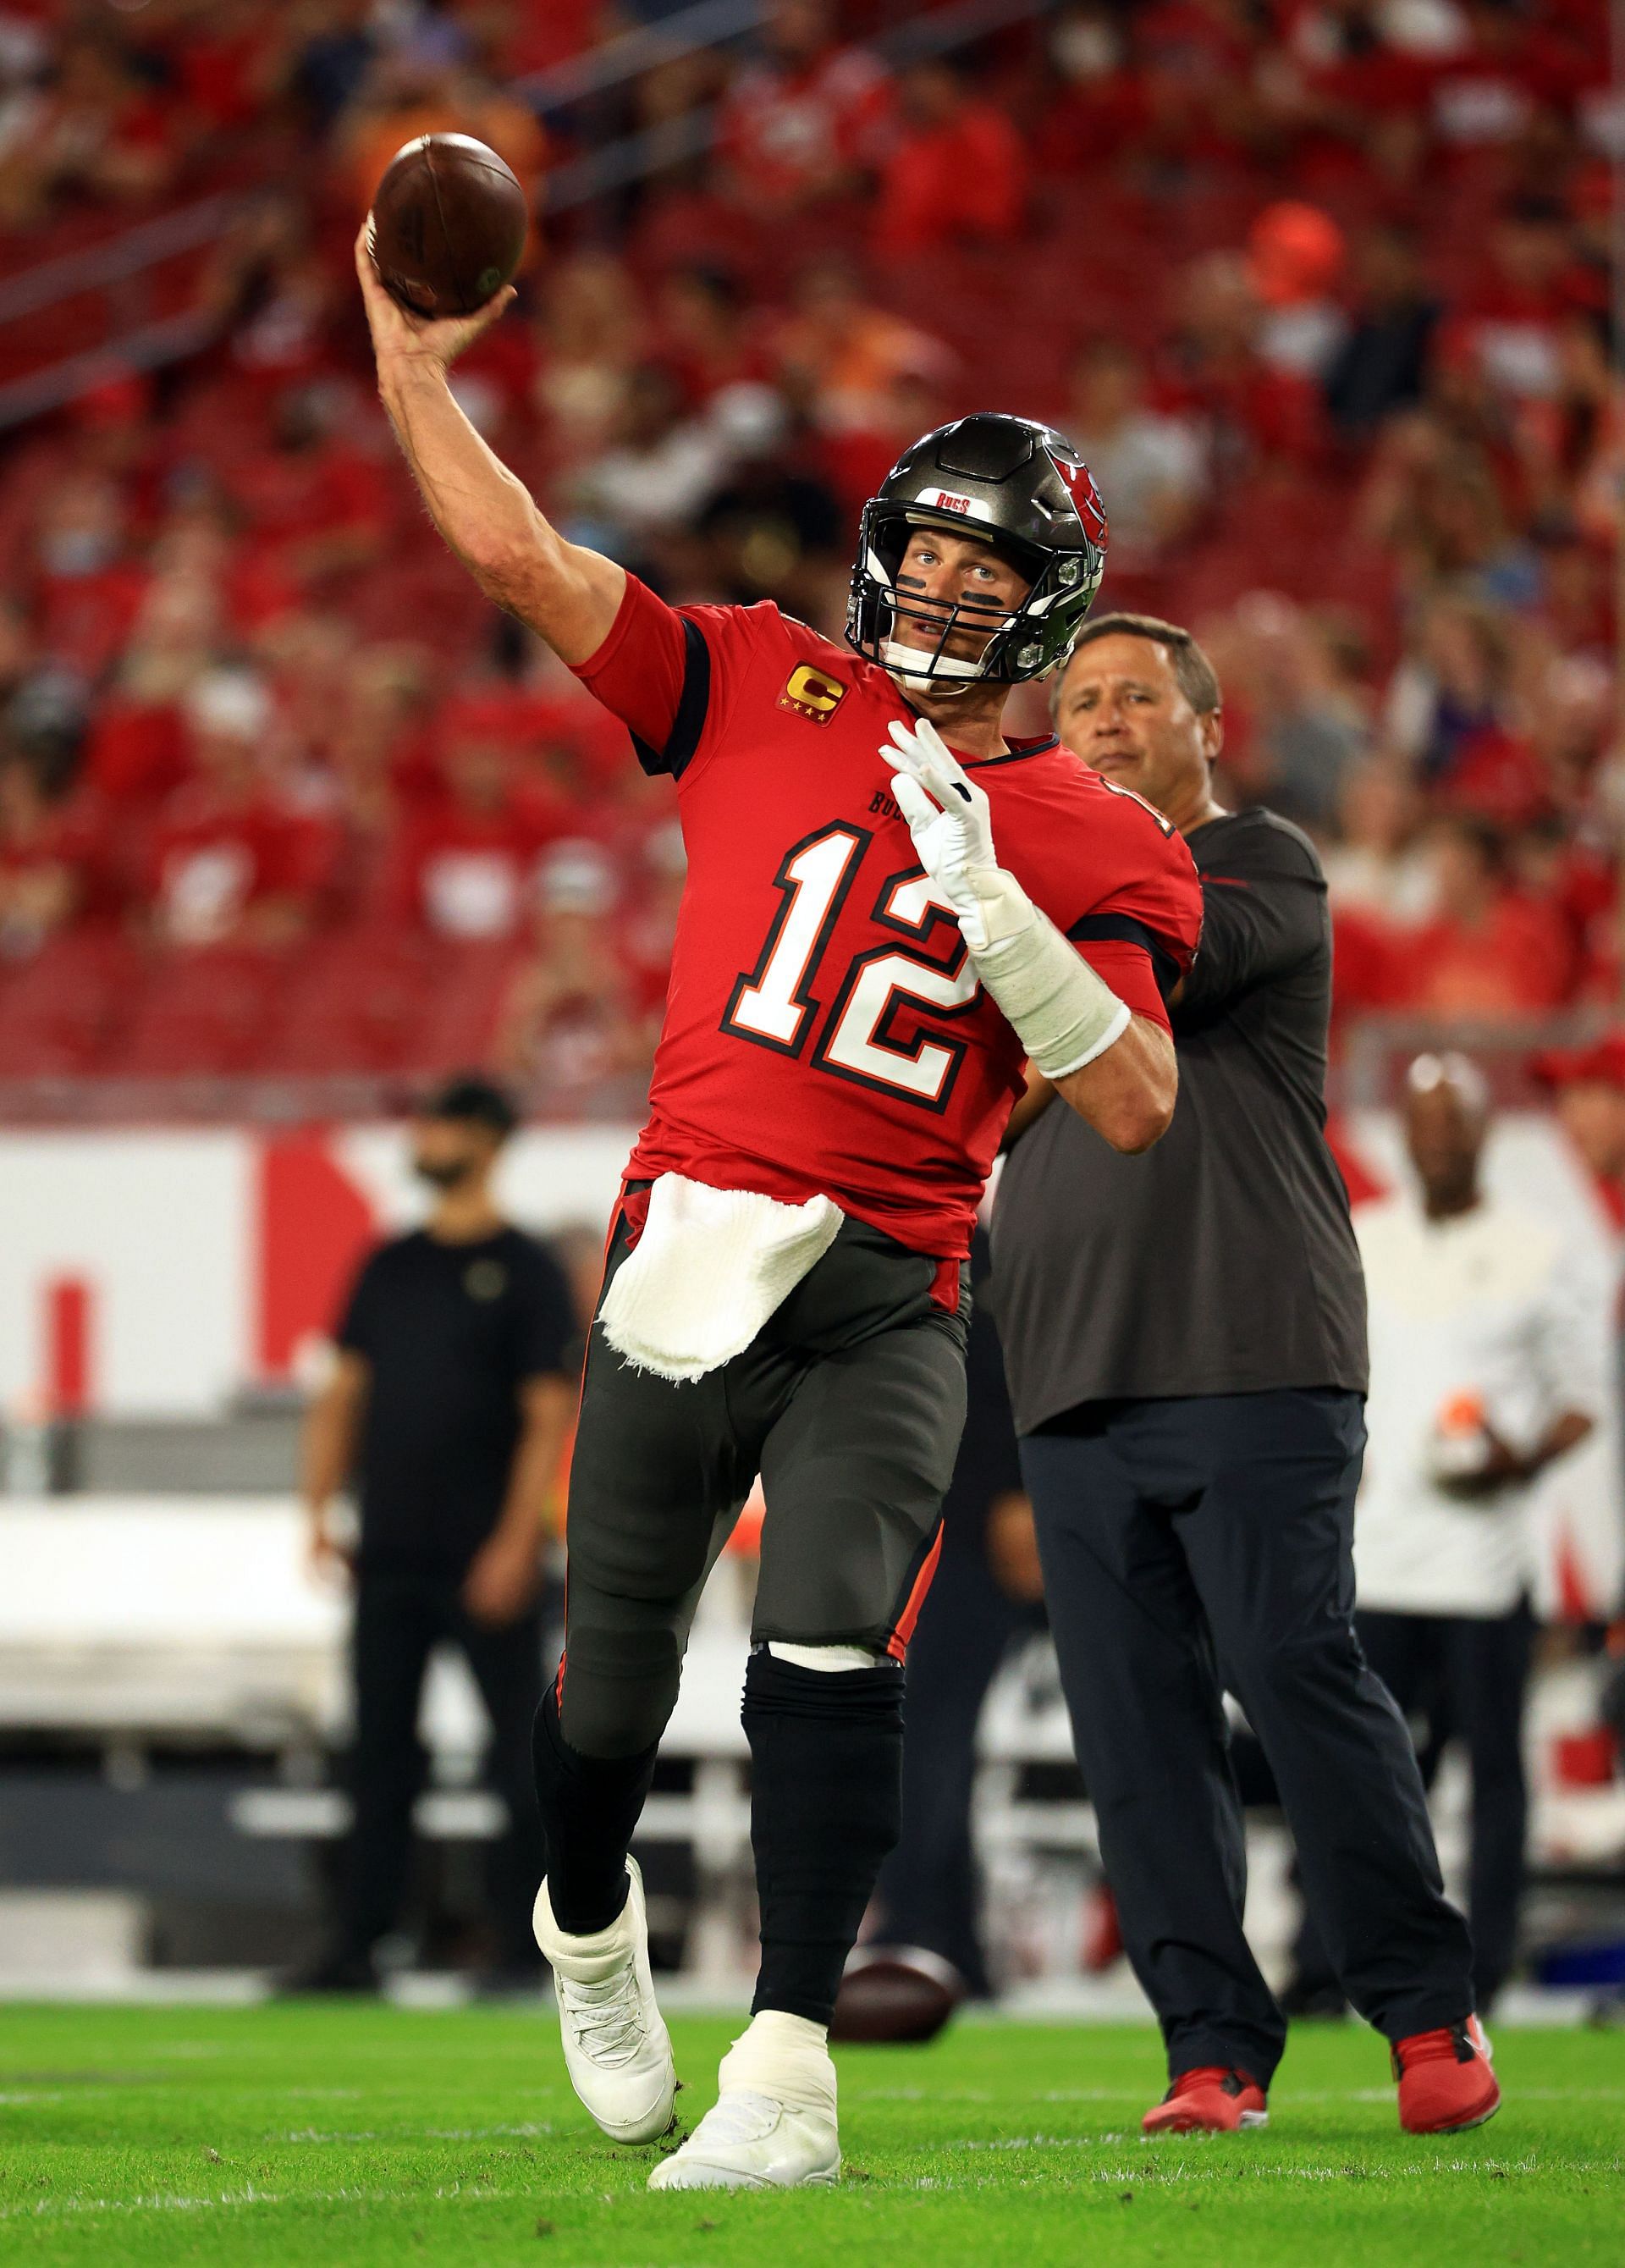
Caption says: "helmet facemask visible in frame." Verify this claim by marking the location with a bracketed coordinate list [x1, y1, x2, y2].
[848, 498, 1103, 695]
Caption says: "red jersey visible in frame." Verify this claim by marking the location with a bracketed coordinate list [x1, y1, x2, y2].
[575, 578, 1204, 1259]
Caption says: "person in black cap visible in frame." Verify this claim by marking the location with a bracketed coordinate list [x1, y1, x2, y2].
[290, 1074, 577, 1992]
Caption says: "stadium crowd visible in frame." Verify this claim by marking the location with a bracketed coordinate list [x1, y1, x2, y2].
[0, 0, 1617, 1106]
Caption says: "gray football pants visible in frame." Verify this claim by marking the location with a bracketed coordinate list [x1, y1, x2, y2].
[556, 1200, 970, 1760]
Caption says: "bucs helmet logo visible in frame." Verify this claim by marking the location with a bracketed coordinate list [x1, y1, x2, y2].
[1055, 455, 1108, 549]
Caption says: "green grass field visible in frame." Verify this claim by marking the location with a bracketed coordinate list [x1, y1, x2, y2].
[0, 2003, 1619, 2266]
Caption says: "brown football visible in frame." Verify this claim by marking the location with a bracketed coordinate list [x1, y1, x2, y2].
[829, 1946, 965, 2045]
[368, 133, 529, 318]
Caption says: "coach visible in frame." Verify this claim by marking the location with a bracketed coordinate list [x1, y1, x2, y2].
[993, 613, 1496, 2136]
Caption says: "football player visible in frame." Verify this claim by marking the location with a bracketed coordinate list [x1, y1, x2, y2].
[355, 230, 1203, 2190]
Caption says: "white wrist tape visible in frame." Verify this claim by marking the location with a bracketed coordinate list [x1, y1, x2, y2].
[965, 869, 1131, 1079]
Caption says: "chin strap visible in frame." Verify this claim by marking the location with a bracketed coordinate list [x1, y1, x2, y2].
[879, 641, 983, 695]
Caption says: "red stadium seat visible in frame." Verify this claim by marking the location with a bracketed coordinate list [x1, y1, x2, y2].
[260, 928, 439, 1075]
[0, 931, 139, 1077]
[101, 946, 285, 1076]
[404, 939, 531, 1075]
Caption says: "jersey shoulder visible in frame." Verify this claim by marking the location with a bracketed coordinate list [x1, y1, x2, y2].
[992, 743, 1204, 951]
[679, 596, 796, 660]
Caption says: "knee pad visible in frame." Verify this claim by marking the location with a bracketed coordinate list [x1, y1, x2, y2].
[555, 1623, 681, 1760]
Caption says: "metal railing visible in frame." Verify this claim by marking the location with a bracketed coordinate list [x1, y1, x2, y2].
[545, 0, 1055, 213]
[0, 191, 251, 431]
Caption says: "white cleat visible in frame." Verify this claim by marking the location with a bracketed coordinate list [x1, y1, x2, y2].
[534, 1855, 677, 2144]
[649, 2011, 840, 2191]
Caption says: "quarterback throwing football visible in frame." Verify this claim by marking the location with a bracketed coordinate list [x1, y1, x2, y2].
[355, 233, 1202, 2189]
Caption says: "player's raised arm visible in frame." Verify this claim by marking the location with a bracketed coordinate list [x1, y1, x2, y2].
[354, 223, 624, 665]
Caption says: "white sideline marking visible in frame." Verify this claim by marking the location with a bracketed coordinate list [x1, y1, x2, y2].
[940, 2145, 1620, 2182]
[0, 2183, 532, 2224]
[278, 2122, 553, 2144]
[4, 2153, 1618, 2222]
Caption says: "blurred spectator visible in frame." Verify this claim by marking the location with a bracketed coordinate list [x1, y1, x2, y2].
[201, 196, 341, 407]
[1247, 201, 1347, 381]
[30, 472, 147, 682]
[0, 754, 94, 958]
[1460, 196, 1595, 406]
[771, 257, 952, 433]
[565, 364, 741, 564]
[284, 0, 378, 134]
[1033, 3, 1146, 174]
[338, 52, 545, 212]
[529, 252, 646, 461]
[1228, 594, 1372, 830]
[696, 415, 844, 610]
[656, 265, 768, 409]
[1320, 754, 1436, 926]
[497, 841, 650, 1100]
[1159, 251, 1323, 478]
[1386, 593, 1529, 791]
[873, 59, 1026, 256]
[325, 643, 429, 844]
[223, 383, 390, 592]
[388, 718, 561, 941]
[1060, 339, 1206, 568]
[1325, 224, 1440, 437]
[717, 0, 890, 212]
[1533, 1037, 1625, 1226]
[617, 819, 686, 1014]
[0, 29, 175, 229]
[146, 669, 332, 950]
[1403, 813, 1573, 1020]
[1297, 1052, 1603, 2013]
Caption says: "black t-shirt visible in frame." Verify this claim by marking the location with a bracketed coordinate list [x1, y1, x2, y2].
[338, 1226, 575, 1575]
[992, 808, 1369, 1429]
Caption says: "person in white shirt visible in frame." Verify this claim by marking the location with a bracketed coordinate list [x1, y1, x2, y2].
[1294, 1052, 1600, 2011]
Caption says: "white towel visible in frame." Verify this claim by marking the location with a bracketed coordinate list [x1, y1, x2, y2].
[598, 1173, 844, 1382]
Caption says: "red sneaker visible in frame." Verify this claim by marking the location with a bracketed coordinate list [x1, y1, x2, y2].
[1392, 2016, 1500, 2134]
[1143, 2067, 1269, 2134]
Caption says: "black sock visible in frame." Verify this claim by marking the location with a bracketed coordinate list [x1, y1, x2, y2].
[531, 1684, 658, 1935]
[742, 1647, 905, 2027]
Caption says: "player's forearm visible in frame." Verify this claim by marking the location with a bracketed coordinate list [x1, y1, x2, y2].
[964, 877, 1173, 1149]
[1055, 1016, 1176, 1153]
[377, 356, 554, 593]
[1523, 1408, 1594, 1478]
[376, 358, 622, 659]
[300, 1386, 359, 1515]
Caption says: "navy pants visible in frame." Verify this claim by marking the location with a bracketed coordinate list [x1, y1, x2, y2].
[1292, 1603, 1534, 2011]
[341, 1571, 546, 1969]
[1022, 1389, 1476, 2086]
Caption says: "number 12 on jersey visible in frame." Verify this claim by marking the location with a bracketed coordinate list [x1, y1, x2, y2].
[724, 824, 980, 1110]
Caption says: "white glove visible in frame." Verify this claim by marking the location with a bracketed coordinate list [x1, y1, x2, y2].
[882, 715, 1132, 1078]
[886, 717, 1034, 955]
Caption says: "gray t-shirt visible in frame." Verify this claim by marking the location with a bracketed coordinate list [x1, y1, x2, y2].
[991, 807, 1368, 1430]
